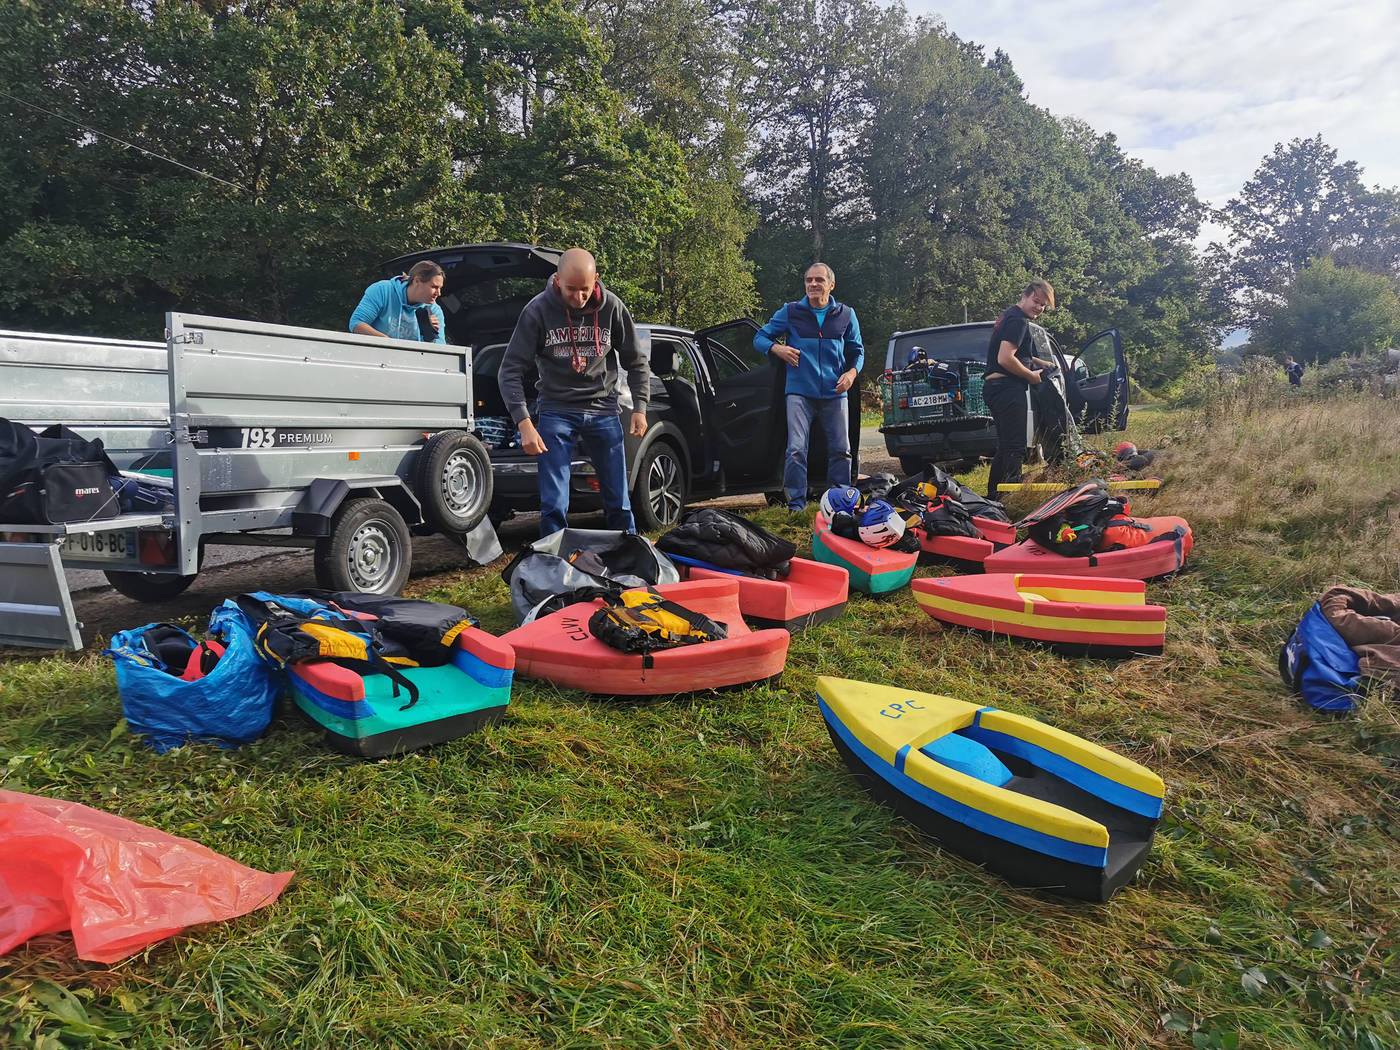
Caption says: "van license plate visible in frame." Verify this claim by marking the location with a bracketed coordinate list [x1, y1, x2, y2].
[909, 392, 953, 408]
[59, 530, 135, 561]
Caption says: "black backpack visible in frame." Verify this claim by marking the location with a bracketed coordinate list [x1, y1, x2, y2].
[1017, 480, 1127, 557]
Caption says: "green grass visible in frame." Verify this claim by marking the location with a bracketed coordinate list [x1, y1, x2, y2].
[3, 382, 1399, 1049]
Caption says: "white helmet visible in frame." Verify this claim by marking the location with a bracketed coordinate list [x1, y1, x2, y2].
[857, 500, 906, 548]
[820, 486, 862, 522]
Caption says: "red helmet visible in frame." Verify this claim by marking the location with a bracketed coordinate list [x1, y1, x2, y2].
[1114, 442, 1137, 457]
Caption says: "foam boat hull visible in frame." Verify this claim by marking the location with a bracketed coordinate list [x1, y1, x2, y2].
[982, 516, 1192, 580]
[816, 676, 1164, 901]
[676, 555, 848, 632]
[915, 515, 1016, 566]
[811, 512, 917, 594]
[288, 627, 514, 758]
[501, 578, 790, 695]
[912, 573, 1166, 653]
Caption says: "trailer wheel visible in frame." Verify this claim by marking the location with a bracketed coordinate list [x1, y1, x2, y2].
[105, 569, 198, 603]
[414, 430, 493, 535]
[314, 498, 412, 595]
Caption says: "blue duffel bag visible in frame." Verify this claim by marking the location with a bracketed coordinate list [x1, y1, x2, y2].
[1279, 603, 1363, 712]
[104, 604, 278, 752]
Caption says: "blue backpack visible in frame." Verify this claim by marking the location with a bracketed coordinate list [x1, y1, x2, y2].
[1279, 603, 1363, 711]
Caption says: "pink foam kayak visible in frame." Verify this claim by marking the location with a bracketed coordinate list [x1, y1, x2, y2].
[982, 517, 1192, 580]
[676, 555, 848, 631]
[501, 578, 790, 695]
[916, 515, 1016, 565]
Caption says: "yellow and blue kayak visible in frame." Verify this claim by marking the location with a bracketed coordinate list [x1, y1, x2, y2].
[816, 676, 1164, 901]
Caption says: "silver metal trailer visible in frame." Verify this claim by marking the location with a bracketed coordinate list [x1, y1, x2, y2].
[0, 313, 495, 649]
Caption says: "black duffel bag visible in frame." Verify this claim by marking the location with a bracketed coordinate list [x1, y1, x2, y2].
[0, 418, 120, 524]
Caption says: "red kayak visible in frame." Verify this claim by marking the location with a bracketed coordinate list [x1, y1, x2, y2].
[913, 572, 1166, 653]
[915, 515, 1017, 565]
[501, 578, 790, 695]
[982, 516, 1192, 580]
[675, 555, 848, 631]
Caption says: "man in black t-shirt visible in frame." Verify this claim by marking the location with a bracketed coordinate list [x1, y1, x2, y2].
[982, 279, 1057, 499]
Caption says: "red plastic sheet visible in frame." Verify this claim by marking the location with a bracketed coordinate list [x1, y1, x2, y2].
[0, 789, 293, 963]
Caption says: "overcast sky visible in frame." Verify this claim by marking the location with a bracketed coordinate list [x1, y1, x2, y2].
[906, 0, 1400, 244]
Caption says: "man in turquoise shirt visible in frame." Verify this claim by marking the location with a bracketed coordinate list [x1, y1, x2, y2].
[349, 260, 447, 343]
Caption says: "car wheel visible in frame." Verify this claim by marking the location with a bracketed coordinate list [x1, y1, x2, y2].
[314, 498, 412, 595]
[631, 442, 687, 532]
[765, 491, 787, 507]
[898, 456, 926, 477]
[413, 430, 493, 534]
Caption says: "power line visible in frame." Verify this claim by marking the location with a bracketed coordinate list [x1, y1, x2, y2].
[0, 86, 247, 193]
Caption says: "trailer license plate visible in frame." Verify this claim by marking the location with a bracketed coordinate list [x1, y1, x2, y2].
[909, 392, 953, 408]
[60, 530, 135, 561]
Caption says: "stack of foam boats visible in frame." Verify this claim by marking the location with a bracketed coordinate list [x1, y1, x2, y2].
[816, 676, 1164, 901]
[982, 515, 1192, 580]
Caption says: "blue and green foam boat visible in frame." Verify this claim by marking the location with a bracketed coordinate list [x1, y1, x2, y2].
[811, 512, 916, 595]
[287, 627, 514, 757]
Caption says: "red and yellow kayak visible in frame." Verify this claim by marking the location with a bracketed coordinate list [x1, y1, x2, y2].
[913, 573, 1166, 653]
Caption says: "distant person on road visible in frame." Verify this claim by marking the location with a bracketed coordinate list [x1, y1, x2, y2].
[753, 262, 864, 513]
[349, 260, 447, 343]
[1285, 356, 1304, 387]
[497, 247, 650, 537]
[983, 279, 1057, 500]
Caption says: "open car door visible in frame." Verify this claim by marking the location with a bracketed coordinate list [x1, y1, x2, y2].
[693, 319, 786, 488]
[1065, 329, 1128, 432]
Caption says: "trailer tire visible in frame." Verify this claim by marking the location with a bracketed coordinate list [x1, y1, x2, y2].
[414, 430, 493, 535]
[104, 569, 198, 603]
[314, 498, 412, 595]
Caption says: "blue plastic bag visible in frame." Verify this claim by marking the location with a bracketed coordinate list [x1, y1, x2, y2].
[104, 604, 278, 752]
[1279, 603, 1363, 712]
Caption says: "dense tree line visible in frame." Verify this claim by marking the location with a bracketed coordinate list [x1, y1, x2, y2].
[2, 1, 1396, 386]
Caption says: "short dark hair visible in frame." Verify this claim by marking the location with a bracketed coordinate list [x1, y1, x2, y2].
[407, 260, 445, 283]
[1023, 279, 1054, 310]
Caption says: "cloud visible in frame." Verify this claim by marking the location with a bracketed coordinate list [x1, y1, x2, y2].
[909, 0, 1400, 208]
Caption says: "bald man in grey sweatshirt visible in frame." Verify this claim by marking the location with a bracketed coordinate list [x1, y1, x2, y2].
[498, 248, 650, 536]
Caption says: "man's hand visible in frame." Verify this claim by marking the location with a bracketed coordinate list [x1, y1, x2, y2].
[835, 368, 857, 394]
[1028, 369, 1043, 385]
[518, 419, 547, 456]
[772, 344, 800, 366]
[629, 412, 648, 438]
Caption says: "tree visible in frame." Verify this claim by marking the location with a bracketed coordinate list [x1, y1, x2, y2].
[1220, 135, 1400, 324]
[1250, 256, 1400, 365]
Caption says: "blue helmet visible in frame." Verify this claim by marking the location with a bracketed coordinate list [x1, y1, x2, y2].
[906, 346, 928, 366]
[820, 486, 862, 522]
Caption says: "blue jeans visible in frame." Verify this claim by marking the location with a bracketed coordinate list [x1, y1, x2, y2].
[784, 394, 851, 511]
[536, 411, 634, 537]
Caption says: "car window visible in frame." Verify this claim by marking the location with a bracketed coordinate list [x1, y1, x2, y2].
[649, 338, 696, 384]
[1073, 332, 1117, 377]
[889, 326, 990, 367]
[705, 329, 767, 373]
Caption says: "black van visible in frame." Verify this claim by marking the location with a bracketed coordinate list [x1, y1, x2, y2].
[880, 322, 1129, 474]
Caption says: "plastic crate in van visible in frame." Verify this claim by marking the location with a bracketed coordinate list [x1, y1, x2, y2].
[878, 361, 990, 433]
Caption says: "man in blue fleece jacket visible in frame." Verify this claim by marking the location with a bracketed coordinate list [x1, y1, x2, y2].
[348, 260, 447, 343]
[753, 262, 864, 512]
[498, 248, 650, 537]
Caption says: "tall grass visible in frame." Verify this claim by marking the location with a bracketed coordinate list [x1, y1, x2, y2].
[2, 373, 1399, 1049]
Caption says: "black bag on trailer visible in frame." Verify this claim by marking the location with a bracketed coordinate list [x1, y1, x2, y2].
[0, 419, 120, 524]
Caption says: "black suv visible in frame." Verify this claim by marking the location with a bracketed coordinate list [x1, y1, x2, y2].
[379, 244, 860, 529]
[880, 322, 1129, 474]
